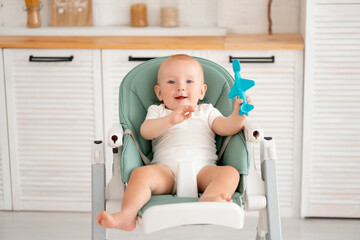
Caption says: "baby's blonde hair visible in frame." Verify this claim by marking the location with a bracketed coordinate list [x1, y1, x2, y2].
[157, 54, 204, 83]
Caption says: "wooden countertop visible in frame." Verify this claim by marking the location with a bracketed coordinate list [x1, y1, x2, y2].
[225, 34, 304, 50]
[0, 34, 304, 50]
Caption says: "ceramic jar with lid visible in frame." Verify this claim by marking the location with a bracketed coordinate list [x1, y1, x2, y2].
[131, 0, 147, 27]
[161, 0, 178, 27]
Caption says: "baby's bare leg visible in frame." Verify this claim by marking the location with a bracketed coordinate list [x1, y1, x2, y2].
[197, 166, 239, 202]
[97, 164, 174, 231]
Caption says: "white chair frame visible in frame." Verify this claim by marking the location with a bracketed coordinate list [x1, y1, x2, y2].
[91, 120, 282, 240]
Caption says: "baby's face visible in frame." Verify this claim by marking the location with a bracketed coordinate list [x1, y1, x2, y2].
[155, 58, 207, 110]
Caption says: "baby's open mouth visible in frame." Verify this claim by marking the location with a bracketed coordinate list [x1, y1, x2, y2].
[175, 96, 187, 100]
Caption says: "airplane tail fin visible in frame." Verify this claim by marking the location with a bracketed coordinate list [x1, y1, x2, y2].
[239, 103, 254, 116]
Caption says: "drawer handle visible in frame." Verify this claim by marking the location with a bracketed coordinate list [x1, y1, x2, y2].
[29, 55, 74, 62]
[229, 56, 275, 63]
[128, 56, 156, 62]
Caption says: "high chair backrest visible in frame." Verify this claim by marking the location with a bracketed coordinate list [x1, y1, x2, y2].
[119, 56, 249, 185]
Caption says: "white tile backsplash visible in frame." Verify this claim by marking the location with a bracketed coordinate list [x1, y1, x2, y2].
[0, 0, 300, 34]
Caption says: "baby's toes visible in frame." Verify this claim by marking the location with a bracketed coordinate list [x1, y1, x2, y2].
[97, 211, 108, 225]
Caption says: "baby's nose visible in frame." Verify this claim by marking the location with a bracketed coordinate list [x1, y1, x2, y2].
[177, 82, 185, 91]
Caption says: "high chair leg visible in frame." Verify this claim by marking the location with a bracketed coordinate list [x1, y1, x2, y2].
[92, 141, 106, 240]
[262, 159, 282, 240]
[92, 163, 106, 240]
[255, 234, 266, 240]
[256, 209, 268, 239]
[260, 137, 282, 240]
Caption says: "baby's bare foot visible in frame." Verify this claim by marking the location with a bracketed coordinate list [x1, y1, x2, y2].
[199, 193, 232, 202]
[96, 211, 136, 231]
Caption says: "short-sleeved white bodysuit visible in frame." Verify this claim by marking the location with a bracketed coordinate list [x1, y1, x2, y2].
[145, 103, 222, 191]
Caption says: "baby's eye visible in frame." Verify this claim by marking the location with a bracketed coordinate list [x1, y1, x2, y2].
[186, 80, 193, 84]
[167, 80, 175, 84]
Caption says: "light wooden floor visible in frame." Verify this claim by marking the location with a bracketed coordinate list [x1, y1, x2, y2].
[0, 211, 359, 240]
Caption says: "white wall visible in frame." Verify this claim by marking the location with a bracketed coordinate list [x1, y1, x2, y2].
[223, 0, 301, 33]
[0, 0, 301, 34]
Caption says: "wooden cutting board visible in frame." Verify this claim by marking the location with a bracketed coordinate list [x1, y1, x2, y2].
[51, 0, 93, 26]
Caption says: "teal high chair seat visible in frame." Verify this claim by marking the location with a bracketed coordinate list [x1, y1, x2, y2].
[120, 57, 248, 208]
[92, 56, 282, 240]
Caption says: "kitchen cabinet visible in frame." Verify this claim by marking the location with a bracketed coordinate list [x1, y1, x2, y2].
[197, 50, 303, 217]
[301, 0, 360, 218]
[0, 49, 12, 210]
[3, 49, 103, 211]
[205, 50, 304, 217]
[0, 43, 304, 215]
[102, 49, 304, 216]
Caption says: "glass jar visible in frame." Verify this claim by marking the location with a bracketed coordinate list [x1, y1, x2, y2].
[25, 1, 41, 28]
[130, 0, 147, 27]
[161, 0, 178, 27]
[27, 6, 41, 28]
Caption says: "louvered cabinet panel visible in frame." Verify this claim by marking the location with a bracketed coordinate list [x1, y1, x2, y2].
[102, 50, 194, 182]
[302, 1, 360, 217]
[203, 50, 303, 217]
[3, 49, 103, 211]
[0, 49, 12, 210]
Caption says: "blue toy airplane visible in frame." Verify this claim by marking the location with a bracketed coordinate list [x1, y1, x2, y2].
[228, 59, 255, 116]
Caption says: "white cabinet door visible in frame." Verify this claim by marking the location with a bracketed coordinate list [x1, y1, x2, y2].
[0, 49, 12, 210]
[301, 1, 360, 217]
[102, 49, 194, 182]
[202, 50, 304, 217]
[4, 49, 103, 211]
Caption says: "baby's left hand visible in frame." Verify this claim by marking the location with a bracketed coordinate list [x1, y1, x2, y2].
[232, 96, 252, 117]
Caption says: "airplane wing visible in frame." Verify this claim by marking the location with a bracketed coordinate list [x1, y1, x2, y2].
[241, 78, 255, 92]
[228, 84, 239, 99]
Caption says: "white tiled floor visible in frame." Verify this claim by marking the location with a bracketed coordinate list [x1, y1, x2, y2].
[0, 211, 359, 240]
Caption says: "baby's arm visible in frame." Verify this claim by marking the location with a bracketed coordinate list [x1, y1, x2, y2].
[140, 105, 195, 140]
[211, 97, 252, 136]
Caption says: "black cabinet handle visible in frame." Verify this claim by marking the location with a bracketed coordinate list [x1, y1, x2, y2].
[29, 55, 74, 62]
[128, 56, 156, 62]
[229, 56, 275, 63]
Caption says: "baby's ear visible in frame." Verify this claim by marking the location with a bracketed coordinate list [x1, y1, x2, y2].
[154, 85, 163, 101]
[200, 84, 207, 100]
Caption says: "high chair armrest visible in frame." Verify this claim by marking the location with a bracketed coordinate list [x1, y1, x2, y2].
[108, 123, 124, 148]
[243, 120, 264, 143]
[261, 137, 277, 162]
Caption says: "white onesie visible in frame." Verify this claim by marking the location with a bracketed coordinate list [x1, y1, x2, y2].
[145, 103, 223, 189]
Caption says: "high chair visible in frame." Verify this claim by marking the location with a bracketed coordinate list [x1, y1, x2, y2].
[91, 57, 282, 240]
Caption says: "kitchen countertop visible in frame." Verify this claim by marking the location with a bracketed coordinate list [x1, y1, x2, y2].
[0, 34, 304, 50]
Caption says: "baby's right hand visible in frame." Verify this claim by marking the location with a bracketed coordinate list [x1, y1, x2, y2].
[169, 105, 195, 125]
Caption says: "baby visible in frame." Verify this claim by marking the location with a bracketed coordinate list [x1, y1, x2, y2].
[97, 54, 252, 231]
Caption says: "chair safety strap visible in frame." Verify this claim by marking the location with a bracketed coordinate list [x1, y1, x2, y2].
[123, 129, 151, 165]
[216, 135, 232, 164]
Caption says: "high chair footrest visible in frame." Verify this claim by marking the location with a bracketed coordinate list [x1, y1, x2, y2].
[137, 202, 244, 233]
